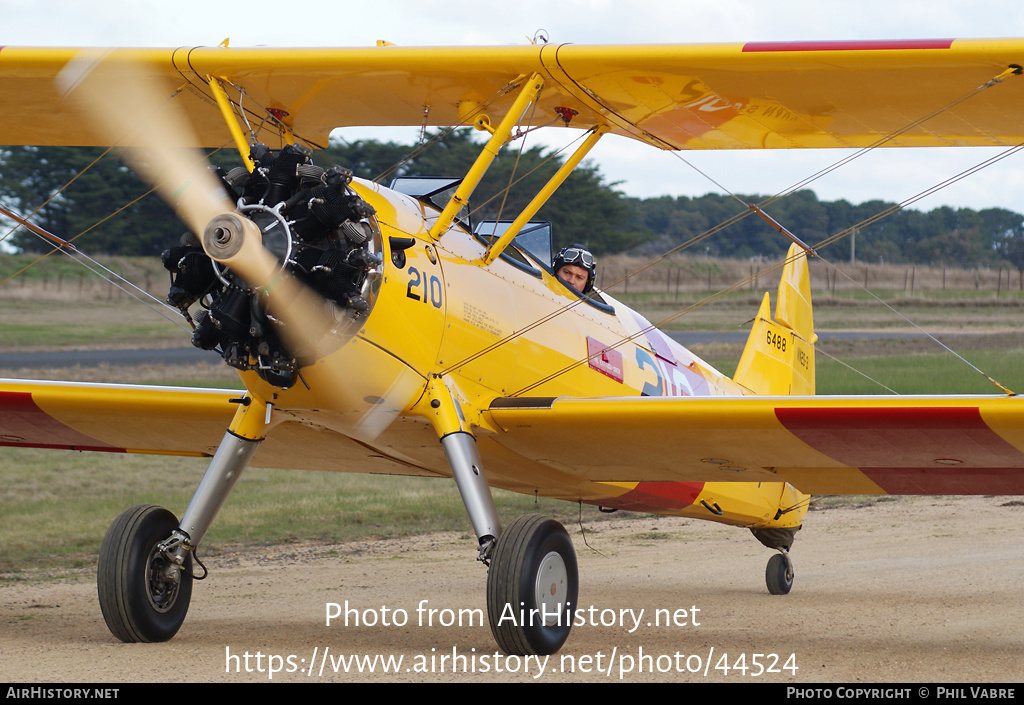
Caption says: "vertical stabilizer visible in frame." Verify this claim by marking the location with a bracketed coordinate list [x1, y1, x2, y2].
[732, 244, 816, 395]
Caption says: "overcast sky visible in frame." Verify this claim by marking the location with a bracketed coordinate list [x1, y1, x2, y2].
[6, 0, 1024, 214]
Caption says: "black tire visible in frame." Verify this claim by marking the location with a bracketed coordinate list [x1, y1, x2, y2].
[487, 514, 578, 655]
[97, 505, 192, 643]
[765, 553, 793, 595]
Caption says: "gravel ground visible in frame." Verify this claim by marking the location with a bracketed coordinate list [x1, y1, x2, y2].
[2, 496, 1022, 683]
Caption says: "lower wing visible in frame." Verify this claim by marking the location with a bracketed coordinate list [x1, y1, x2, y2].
[485, 394, 1024, 495]
[7, 378, 1024, 496]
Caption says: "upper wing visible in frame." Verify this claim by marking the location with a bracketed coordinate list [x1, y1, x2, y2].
[3, 39, 1024, 150]
[484, 394, 1024, 495]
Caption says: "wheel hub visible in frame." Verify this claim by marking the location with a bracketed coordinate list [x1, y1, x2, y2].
[534, 550, 569, 626]
[145, 549, 181, 614]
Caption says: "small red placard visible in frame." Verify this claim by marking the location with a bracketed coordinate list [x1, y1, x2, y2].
[587, 337, 623, 383]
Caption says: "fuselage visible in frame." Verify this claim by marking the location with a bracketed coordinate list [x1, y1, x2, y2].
[236, 178, 805, 530]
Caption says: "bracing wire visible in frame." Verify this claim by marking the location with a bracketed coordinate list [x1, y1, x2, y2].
[603, 64, 1024, 300]
[506, 139, 1024, 398]
[490, 66, 1024, 395]
[1, 201, 192, 333]
[0, 81, 232, 329]
[0, 145, 226, 332]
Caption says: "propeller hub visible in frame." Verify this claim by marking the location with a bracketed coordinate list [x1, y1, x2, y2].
[202, 212, 255, 262]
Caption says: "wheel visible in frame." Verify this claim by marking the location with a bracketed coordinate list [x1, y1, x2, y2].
[766, 552, 793, 595]
[97, 505, 193, 642]
[486, 514, 578, 655]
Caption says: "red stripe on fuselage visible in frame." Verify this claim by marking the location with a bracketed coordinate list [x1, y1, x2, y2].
[584, 481, 704, 513]
[743, 39, 954, 52]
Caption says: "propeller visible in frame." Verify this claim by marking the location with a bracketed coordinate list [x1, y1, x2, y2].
[56, 50, 234, 238]
[55, 50, 415, 437]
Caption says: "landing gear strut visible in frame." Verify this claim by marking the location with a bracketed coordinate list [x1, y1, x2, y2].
[98, 407, 264, 643]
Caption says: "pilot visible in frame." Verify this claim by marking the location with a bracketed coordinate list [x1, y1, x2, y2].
[553, 244, 596, 294]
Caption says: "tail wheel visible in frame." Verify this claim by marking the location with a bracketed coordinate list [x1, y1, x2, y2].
[766, 552, 794, 595]
[97, 505, 193, 642]
[486, 514, 578, 655]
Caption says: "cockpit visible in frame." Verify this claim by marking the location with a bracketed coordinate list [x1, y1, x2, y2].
[389, 176, 613, 313]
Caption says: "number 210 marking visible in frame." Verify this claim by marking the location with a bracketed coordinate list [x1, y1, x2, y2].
[406, 267, 443, 309]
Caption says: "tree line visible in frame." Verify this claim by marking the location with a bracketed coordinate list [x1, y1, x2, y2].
[0, 131, 642, 257]
[630, 189, 1024, 271]
[4, 132, 1024, 273]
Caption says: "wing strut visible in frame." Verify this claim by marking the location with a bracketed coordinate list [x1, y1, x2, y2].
[428, 74, 546, 241]
[206, 76, 256, 172]
[482, 125, 608, 264]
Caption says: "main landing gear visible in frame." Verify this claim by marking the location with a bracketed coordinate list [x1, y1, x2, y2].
[427, 378, 578, 655]
[487, 514, 578, 655]
[438, 427, 579, 656]
[98, 415, 262, 643]
[95, 381, 580, 656]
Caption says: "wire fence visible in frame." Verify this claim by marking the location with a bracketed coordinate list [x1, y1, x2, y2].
[596, 255, 1024, 299]
[3, 254, 1024, 302]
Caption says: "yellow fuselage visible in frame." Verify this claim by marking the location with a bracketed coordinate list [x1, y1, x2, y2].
[234, 179, 807, 531]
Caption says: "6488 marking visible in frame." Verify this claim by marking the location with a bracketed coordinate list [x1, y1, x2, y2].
[766, 329, 787, 353]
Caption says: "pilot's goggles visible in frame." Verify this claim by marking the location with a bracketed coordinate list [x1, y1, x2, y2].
[561, 248, 594, 269]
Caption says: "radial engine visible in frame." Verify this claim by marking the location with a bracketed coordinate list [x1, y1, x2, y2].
[161, 143, 382, 389]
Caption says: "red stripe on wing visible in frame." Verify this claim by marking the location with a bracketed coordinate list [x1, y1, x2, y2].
[776, 406, 1024, 494]
[0, 390, 124, 452]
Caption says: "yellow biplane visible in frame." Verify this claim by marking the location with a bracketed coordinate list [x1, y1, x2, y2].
[3, 38, 1024, 656]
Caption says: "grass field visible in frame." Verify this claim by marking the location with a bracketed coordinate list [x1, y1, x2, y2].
[2, 253, 1022, 580]
[0, 450, 589, 577]
[707, 347, 1024, 395]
